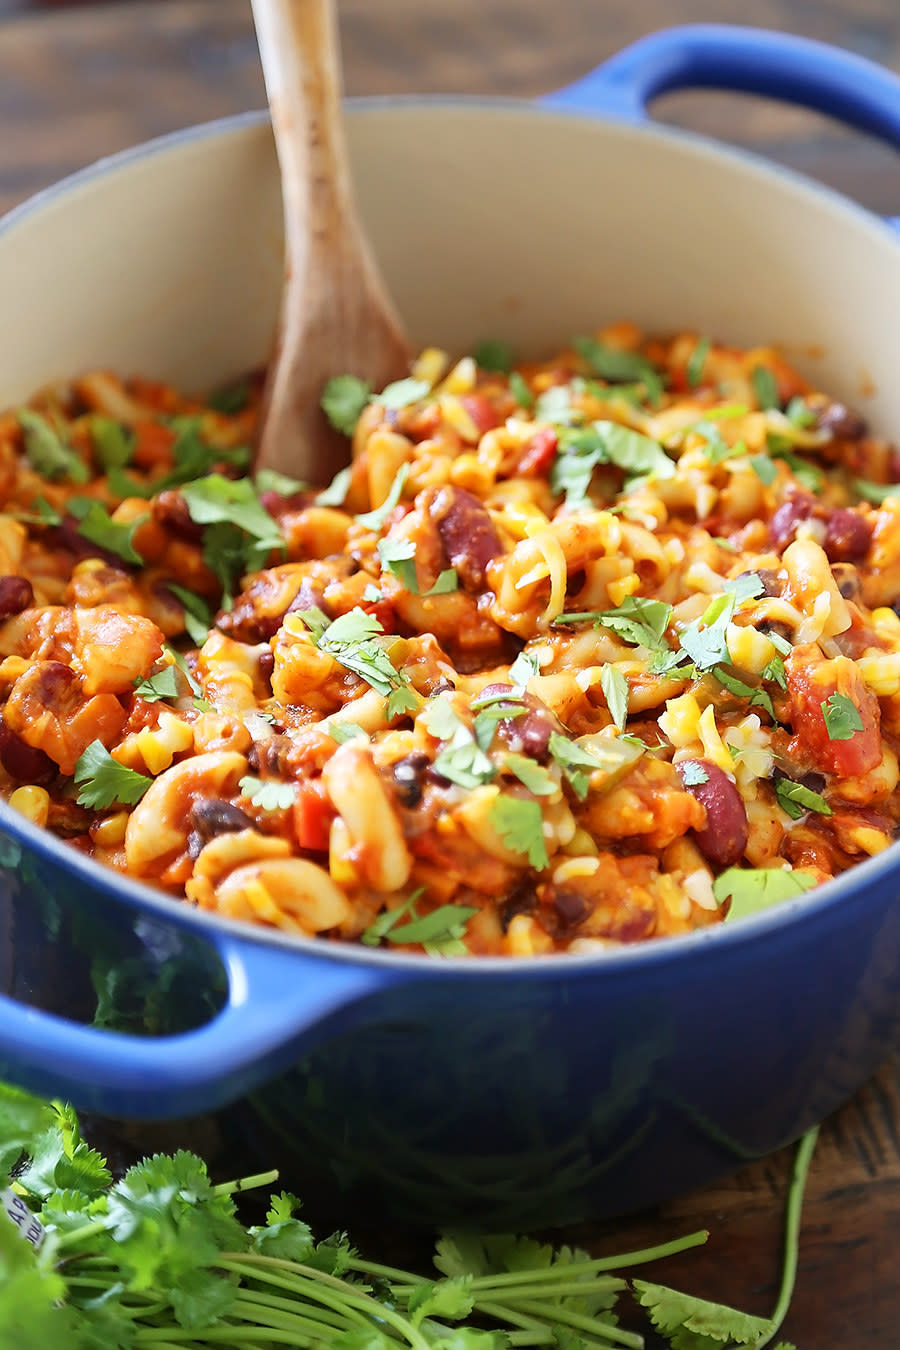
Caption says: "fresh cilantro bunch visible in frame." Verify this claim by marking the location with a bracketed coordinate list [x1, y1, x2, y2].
[0, 1079, 817, 1350]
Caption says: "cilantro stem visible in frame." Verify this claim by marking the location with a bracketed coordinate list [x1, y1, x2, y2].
[477, 1298, 642, 1349]
[459, 1230, 708, 1289]
[217, 1256, 430, 1350]
[211, 1170, 279, 1197]
[754, 1124, 820, 1349]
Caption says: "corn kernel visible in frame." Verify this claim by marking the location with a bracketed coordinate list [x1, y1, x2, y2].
[438, 356, 477, 395]
[411, 346, 449, 386]
[439, 394, 481, 444]
[606, 572, 640, 606]
[8, 785, 50, 828]
[92, 811, 129, 847]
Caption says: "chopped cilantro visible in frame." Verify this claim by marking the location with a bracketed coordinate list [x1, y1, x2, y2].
[853, 477, 900, 505]
[133, 665, 181, 703]
[207, 378, 251, 414]
[355, 464, 410, 530]
[323, 720, 368, 744]
[424, 568, 458, 595]
[472, 339, 514, 373]
[362, 898, 478, 951]
[750, 452, 778, 485]
[238, 775, 298, 812]
[571, 336, 664, 404]
[166, 583, 212, 646]
[377, 377, 431, 411]
[761, 654, 788, 689]
[678, 578, 763, 672]
[320, 374, 372, 435]
[90, 416, 134, 469]
[821, 691, 865, 740]
[254, 467, 307, 497]
[315, 465, 352, 507]
[534, 383, 579, 425]
[472, 701, 524, 751]
[769, 446, 824, 494]
[180, 474, 283, 606]
[488, 794, 549, 868]
[433, 740, 496, 789]
[679, 761, 709, 786]
[713, 665, 776, 720]
[751, 364, 780, 410]
[502, 753, 557, 796]
[73, 741, 153, 809]
[75, 502, 146, 566]
[774, 776, 832, 820]
[551, 420, 674, 507]
[785, 395, 817, 427]
[712, 865, 817, 919]
[18, 409, 89, 485]
[299, 606, 417, 716]
[508, 649, 541, 687]
[548, 732, 609, 800]
[686, 335, 710, 388]
[557, 595, 672, 652]
[599, 664, 629, 731]
[508, 370, 534, 409]
[378, 536, 418, 591]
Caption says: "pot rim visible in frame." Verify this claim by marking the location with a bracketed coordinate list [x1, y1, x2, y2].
[0, 96, 898, 979]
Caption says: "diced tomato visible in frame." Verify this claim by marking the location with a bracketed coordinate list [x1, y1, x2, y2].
[460, 393, 501, 436]
[292, 779, 334, 853]
[785, 643, 881, 777]
[360, 595, 399, 633]
[517, 428, 558, 476]
[131, 420, 177, 471]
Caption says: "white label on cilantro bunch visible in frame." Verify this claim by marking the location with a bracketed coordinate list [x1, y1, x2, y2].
[1, 1186, 45, 1250]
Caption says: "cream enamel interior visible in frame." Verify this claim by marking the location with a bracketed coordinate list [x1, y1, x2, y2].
[0, 102, 898, 437]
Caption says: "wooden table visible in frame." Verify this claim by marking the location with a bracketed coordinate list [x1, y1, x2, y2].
[0, 1, 898, 1343]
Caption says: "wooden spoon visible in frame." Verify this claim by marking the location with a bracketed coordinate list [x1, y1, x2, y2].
[250, 0, 411, 484]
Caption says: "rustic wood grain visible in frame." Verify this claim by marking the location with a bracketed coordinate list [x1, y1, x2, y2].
[0, 2, 898, 1342]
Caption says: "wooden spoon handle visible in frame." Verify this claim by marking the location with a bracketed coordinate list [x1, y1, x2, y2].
[251, 0, 410, 480]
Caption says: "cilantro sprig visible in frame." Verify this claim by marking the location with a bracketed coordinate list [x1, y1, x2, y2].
[73, 741, 153, 809]
[299, 606, 418, 718]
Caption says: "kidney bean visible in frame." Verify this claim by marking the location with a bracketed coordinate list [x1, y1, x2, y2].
[677, 758, 749, 868]
[769, 495, 815, 552]
[153, 489, 204, 542]
[823, 508, 872, 563]
[0, 575, 33, 619]
[817, 401, 868, 440]
[551, 887, 592, 931]
[0, 723, 56, 784]
[755, 568, 785, 598]
[482, 687, 561, 762]
[430, 486, 501, 590]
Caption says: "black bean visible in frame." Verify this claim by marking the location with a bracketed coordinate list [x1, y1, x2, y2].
[188, 797, 254, 844]
[391, 752, 430, 808]
[817, 401, 868, 440]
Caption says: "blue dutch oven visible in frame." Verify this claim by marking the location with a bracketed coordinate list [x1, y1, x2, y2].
[0, 25, 899, 1230]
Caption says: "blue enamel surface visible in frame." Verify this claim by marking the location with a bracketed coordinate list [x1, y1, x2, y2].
[0, 24, 898, 1227]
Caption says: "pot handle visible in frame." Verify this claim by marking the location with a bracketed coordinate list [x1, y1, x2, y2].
[541, 23, 900, 151]
[0, 933, 397, 1120]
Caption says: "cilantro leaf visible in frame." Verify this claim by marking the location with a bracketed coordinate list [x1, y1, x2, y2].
[488, 794, 549, 868]
[133, 665, 181, 703]
[181, 473, 282, 544]
[424, 568, 459, 595]
[378, 377, 431, 411]
[73, 741, 153, 809]
[821, 691, 865, 740]
[712, 866, 817, 920]
[371, 903, 479, 949]
[571, 336, 664, 404]
[355, 464, 410, 530]
[713, 666, 776, 720]
[472, 339, 514, 373]
[509, 371, 534, 409]
[769, 446, 824, 494]
[852, 476, 900, 505]
[254, 467, 307, 497]
[599, 664, 629, 731]
[433, 740, 497, 789]
[76, 501, 146, 565]
[508, 649, 541, 687]
[548, 731, 643, 799]
[18, 410, 89, 485]
[686, 336, 710, 388]
[633, 1279, 774, 1346]
[680, 761, 709, 786]
[315, 465, 352, 507]
[239, 775, 298, 812]
[378, 536, 418, 591]
[321, 374, 372, 435]
[90, 416, 134, 469]
[557, 595, 672, 651]
[502, 753, 557, 796]
[300, 606, 416, 713]
[774, 776, 832, 821]
[750, 452, 778, 485]
[751, 364, 780, 410]
[551, 421, 674, 506]
[166, 583, 212, 646]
